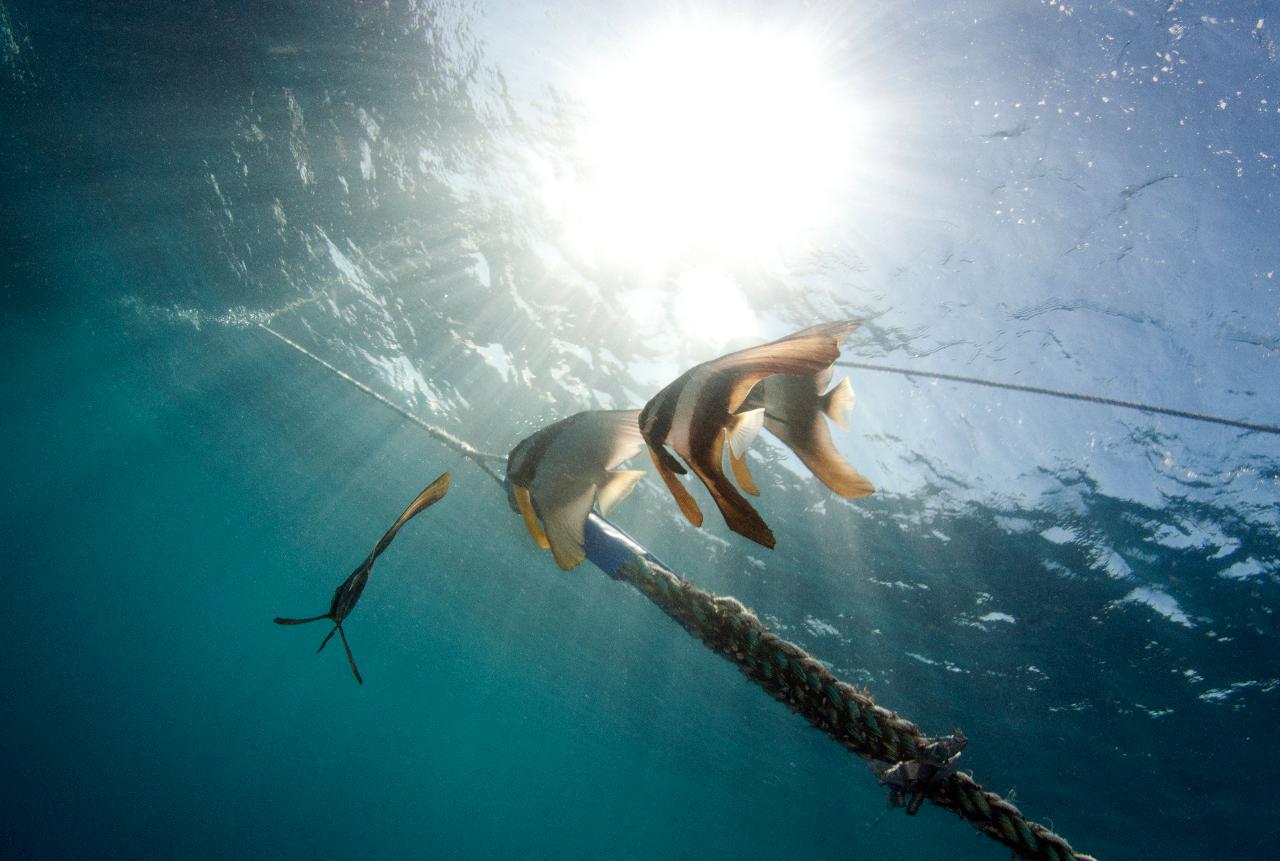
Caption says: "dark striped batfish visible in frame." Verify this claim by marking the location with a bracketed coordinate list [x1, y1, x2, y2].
[735, 323, 874, 500]
[639, 321, 856, 548]
[507, 410, 645, 570]
[273, 472, 451, 684]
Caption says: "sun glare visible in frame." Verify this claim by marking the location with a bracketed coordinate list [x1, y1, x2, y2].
[672, 265, 761, 345]
[556, 19, 862, 268]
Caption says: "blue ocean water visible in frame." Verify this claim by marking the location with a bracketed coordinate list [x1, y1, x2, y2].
[2, 2, 1278, 858]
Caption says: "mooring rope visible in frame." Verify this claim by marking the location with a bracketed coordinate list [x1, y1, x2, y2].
[591, 518, 1096, 861]
[259, 324, 507, 481]
[261, 323, 1096, 860]
[838, 360, 1280, 436]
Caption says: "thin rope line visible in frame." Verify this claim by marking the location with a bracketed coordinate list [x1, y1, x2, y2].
[837, 361, 1280, 436]
[258, 324, 507, 484]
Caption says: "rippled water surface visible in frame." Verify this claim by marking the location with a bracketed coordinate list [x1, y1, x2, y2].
[2, 2, 1278, 858]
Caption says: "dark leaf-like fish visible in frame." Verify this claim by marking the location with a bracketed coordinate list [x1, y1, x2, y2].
[507, 410, 645, 570]
[274, 472, 451, 684]
[639, 321, 856, 548]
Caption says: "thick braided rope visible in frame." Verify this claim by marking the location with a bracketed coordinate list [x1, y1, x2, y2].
[615, 554, 1097, 861]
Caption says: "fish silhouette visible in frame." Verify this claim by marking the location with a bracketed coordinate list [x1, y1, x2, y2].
[507, 410, 645, 570]
[274, 472, 451, 684]
[639, 321, 855, 548]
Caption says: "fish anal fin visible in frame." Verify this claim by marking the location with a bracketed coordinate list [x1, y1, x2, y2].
[808, 454, 875, 498]
[543, 486, 596, 570]
[514, 485, 551, 549]
[772, 417, 876, 499]
[728, 445, 760, 497]
[647, 445, 703, 527]
[597, 469, 645, 517]
[690, 436, 775, 549]
[822, 378, 855, 430]
[835, 469, 876, 498]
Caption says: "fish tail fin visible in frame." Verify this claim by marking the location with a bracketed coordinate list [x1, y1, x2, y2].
[335, 624, 363, 685]
[822, 377, 855, 430]
[543, 488, 594, 571]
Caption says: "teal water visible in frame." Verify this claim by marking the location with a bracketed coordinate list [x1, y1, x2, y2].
[3, 2, 1278, 859]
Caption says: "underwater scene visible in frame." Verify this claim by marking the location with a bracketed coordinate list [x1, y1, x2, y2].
[2, 1, 1278, 858]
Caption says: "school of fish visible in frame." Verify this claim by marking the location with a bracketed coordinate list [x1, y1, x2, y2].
[510, 320, 873, 567]
[276, 321, 872, 681]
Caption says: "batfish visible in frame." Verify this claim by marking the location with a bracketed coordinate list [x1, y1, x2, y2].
[736, 323, 874, 499]
[639, 321, 856, 548]
[274, 471, 451, 684]
[507, 410, 645, 570]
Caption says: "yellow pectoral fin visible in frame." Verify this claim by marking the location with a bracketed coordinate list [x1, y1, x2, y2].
[514, 486, 551, 549]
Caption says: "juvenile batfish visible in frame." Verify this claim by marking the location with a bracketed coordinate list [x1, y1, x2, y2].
[736, 323, 875, 499]
[507, 410, 646, 570]
[639, 321, 856, 548]
[274, 472, 451, 685]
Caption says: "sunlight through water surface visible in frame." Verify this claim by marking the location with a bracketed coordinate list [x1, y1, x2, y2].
[552, 18, 866, 270]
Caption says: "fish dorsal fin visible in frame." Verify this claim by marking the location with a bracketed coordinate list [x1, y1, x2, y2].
[595, 410, 645, 469]
[716, 321, 856, 413]
[822, 378, 855, 430]
[597, 469, 645, 517]
[513, 484, 551, 549]
[370, 472, 451, 560]
[727, 408, 764, 458]
[543, 485, 597, 570]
